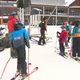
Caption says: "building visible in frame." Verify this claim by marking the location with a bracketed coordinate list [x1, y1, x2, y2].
[0, 0, 66, 25]
[0, 0, 17, 24]
[67, 0, 80, 22]
[0, 0, 80, 25]
[25, 0, 66, 25]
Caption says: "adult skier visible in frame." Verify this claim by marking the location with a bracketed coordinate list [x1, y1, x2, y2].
[38, 17, 47, 45]
[72, 20, 80, 60]
[10, 22, 30, 79]
[7, 12, 18, 33]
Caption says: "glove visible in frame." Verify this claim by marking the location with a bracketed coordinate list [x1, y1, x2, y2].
[25, 40, 30, 48]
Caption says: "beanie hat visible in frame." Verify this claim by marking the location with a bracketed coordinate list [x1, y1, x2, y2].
[11, 12, 17, 16]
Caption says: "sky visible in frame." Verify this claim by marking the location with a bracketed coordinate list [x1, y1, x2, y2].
[65, 0, 75, 6]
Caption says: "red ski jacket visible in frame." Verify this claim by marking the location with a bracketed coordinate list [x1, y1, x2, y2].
[7, 15, 17, 33]
[59, 30, 68, 44]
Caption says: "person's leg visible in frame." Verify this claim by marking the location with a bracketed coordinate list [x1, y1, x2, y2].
[68, 32, 71, 42]
[59, 40, 64, 56]
[62, 43, 65, 55]
[38, 31, 42, 45]
[17, 46, 27, 75]
[15, 48, 21, 75]
[42, 31, 46, 44]
[77, 38, 80, 60]
[65, 37, 69, 47]
[38, 37, 42, 45]
[72, 38, 77, 58]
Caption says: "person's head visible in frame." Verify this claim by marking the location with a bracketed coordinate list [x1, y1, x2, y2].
[11, 12, 19, 20]
[43, 17, 48, 24]
[63, 22, 68, 27]
[14, 22, 22, 30]
[68, 20, 73, 25]
[74, 20, 80, 27]
[11, 12, 17, 16]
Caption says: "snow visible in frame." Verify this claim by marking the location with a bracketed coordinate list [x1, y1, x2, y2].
[0, 25, 80, 80]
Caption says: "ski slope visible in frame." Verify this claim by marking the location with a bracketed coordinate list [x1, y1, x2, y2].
[0, 25, 80, 80]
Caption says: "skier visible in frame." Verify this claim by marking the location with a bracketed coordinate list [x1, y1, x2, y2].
[10, 22, 30, 79]
[7, 12, 18, 33]
[7, 12, 19, 58]
[63, 21, 69, 47]
[66, 21, 73, 42]
[57, 25, 68, 56]
[38, 17, 47, 45]
[72, 20, 80, 60]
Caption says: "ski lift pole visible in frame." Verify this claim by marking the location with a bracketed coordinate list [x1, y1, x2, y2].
[47, 7, 56, 22]
[19, 7, 22, 21]
[22, 8, 24, 24]
[55, 5, 58, 26]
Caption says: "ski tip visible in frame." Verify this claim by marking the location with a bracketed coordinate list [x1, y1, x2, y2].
[35, 67, 38, 70]
[11, 78, 14, 80]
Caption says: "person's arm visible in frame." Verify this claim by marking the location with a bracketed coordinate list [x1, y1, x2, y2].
[57, 31, 61, 38]
[24, 29, 30, 48]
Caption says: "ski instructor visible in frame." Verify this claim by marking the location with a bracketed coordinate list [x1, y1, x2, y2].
[38, 17, 47, 45]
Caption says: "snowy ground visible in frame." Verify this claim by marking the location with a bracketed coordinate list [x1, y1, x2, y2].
[0, 25, 80, 80]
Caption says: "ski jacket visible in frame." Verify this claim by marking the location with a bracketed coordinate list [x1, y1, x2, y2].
[7, 15, 17, 33]
[59, 30, 68, 44]
[10, 28, 30, 48]
[39, 22, 46, 32]
[72, 26, 80, 37]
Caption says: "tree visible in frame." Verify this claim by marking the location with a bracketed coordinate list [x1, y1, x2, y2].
[23, 0, 31, 8]
[17, 0, 24, 8]
[17, 0, 31, 8]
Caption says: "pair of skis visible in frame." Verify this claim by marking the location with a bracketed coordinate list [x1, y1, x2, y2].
[57, 52, 68, 59]
[11, 63, 38, 80]
[71, 57, 80, 63]
[54, 47, 69, 59]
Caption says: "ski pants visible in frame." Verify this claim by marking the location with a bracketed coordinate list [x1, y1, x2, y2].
[14, 45, 27, 75]
[59, 40, 65, 55]
[38, 30, 46, 44]
[72, 37, 80, 57]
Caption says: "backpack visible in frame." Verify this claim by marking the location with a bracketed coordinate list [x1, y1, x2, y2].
[12, 36, 24, 48]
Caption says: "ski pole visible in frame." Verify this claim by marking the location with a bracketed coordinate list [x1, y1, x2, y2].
[69, 38, 72, 58]
[0, 57, 11, 80]
[27, 48, 30, 80]
[55, 31, 59, 51]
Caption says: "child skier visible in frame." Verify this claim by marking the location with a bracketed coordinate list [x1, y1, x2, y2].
[57, 25, 68, 56]
[10, 22, 30, 79]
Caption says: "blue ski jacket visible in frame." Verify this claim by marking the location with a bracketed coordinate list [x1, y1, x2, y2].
[9, 28, 30, 48]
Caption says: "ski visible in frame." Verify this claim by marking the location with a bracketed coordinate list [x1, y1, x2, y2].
[17, 67, 38, 80]
[77, 60, 80, 64]
[22, 67, 38, 80]
[54, 49, 68, 59]
[11, 73, 20, 80]
[54, 47, 71, 59]
[57, 52, 68, 59]
[72, 57, 80, 63]
[10, 63, 32, 80]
